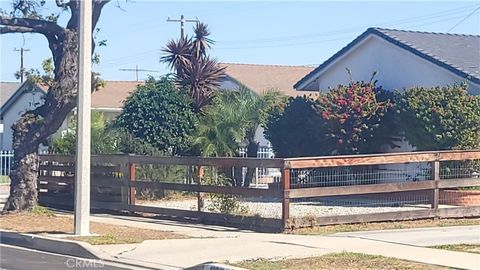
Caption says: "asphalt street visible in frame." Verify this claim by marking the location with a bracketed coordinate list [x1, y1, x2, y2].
[0, 244, 132, 270]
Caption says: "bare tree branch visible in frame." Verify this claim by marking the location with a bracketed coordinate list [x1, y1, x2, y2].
[0, 16, 64, 36]
[0, 25, 35, 34]
[93, 0, 110, 28]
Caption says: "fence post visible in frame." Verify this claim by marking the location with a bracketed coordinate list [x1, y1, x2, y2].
[197, 166, 204, 212]
[282, 167, 291, 230]
[431, 161, 440, 218]
[129, 162, 136, 206]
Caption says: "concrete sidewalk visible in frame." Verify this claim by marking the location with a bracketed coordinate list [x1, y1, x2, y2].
[333, 225, 480, 246]
[84, 213, 480, 270]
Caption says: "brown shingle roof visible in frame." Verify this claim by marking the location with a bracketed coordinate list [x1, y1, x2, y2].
[220, 63, 317, 96]
[92, 81, 143, 109]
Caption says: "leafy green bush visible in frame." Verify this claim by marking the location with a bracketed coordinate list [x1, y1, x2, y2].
[264, 96, 326, 157]
[265, 80, 397, 157]
[116, 77, 198, 155]
[399, 83, 480, 150]
[50, 112, 119, 154]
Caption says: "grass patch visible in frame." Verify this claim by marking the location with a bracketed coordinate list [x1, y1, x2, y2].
[0, 212, 188, 245]
[430, 244, 480, 254]
[28, 205, 54, 216]
[235, 252, 447, 270]
[290, 218, 480, 235]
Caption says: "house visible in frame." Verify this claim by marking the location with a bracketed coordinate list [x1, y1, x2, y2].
[219, 63, 317, 152]
[0, 81, 141, 150]
[0, 82, 21, 135]
[294, 28, 480, 181]
[294, 28, 480, 95]
[220, 63, 317, 97]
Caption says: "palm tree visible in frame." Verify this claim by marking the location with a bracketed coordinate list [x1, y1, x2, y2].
[161, 22, 225, 112]
[193, 87, 284, 186]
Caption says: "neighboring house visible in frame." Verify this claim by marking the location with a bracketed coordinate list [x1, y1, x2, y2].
[219, 63, 317, 149]
[0, 82, 21, 136]
[220, 63, 317, 97]
[294, 28, 480, 182]
[0, 81, 141, 151]
[294, 28, 480, 95]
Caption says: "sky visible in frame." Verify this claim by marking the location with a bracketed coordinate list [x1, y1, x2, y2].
[1, 1, 479, 82]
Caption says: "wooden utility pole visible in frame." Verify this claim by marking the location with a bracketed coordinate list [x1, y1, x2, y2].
[119, 65, 161, 81]
[14, 47, 30, 83]
[74, 0, 92, 236]
[167, 15, 199, 39]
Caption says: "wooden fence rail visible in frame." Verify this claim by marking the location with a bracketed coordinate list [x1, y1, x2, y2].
[37, 149, 480, 231]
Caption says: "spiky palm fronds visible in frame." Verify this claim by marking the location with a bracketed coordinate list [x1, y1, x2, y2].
[176, 58, 226, 112]
[192, 22, 214, 59]
[161, 38, 192, 71]
[161, 22, 225, 112]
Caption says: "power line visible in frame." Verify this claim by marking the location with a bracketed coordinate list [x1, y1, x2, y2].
[216, 3, 480, 45]
[447, 5, 480, 32]
[119, 65, 161, 81]
[100, 4, 480, 64]
[215, 13, 472, 50]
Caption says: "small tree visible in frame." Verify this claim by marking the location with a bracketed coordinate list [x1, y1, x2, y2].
[264, 96, 327, 158]
[1, 0, 110, 211]
[317, 80, 397, 155]
[116, 77, 198, 155]
[161, 22, 225, 112]
[399, 83, 480, 150]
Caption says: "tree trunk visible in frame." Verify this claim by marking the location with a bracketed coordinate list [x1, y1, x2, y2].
[243, 141, 259, 187]
[3, 31, 79, 212]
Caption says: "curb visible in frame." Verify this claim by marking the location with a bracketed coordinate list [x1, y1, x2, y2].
[0, 230, 246, 270]
[0, 230, 110, 260]
[186, 262, 249, 270]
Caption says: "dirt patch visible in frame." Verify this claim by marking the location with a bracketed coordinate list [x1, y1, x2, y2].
[235, 252, 448, 270]
[289, 218, 480, 235]
[0, 212, 188, 245]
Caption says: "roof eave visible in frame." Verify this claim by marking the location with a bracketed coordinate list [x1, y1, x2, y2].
[294, 27, 480, 90]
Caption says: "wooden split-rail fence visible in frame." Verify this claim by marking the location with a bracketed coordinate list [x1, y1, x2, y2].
[38, 150, 480, 232]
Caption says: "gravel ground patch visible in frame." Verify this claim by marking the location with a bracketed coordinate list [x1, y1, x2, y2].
[138, 198, 424, 218]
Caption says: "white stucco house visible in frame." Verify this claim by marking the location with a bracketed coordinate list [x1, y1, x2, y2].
[294, 28, 480, 95]
[0, 81, 141, 151]
[294, 28, 480, 182]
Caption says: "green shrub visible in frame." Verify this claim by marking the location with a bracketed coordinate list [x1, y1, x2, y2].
[265, 80, 397, 157]
[265, 96, 326, 157]
[398, 83, 480, 150]
[116, 77, 198, 155]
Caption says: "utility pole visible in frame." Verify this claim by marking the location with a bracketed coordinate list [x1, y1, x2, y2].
[74, 0, 91, 236]
[14, 48, 30, 83]
[167, 15, 199, 39]
[119, 65, 161, 81]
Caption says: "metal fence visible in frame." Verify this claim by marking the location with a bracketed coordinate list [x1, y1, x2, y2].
[239, 145, 281, 187]
[0, 150, 13, 176]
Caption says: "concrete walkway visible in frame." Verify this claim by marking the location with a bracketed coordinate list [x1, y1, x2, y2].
[82, 213, 480, 270]
[333, 225, 480, 246]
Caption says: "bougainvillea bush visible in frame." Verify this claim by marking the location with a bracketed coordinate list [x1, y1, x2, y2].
[265, 81, 398, 157]
[317, 80, 398, 155]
